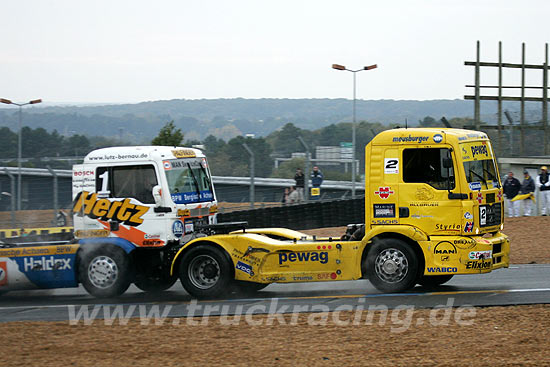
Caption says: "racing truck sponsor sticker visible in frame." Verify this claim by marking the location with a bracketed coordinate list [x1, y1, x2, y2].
[73, 191, 149, 226]
[466, 260, 491, 270]
[468, 250, 492, 260]
[427, 266, 457, 273]
[373, 204, 396, 218]
[392, 135, 430, 144]
[374, 187, 394, 200]
[278, 251, 328, 265]
[433, 242, 457, 255]
[171, 149, 196, 158]
[469, 182, 482, 191]
[172, 220, 184, 238]
[236, 261, 254, 276]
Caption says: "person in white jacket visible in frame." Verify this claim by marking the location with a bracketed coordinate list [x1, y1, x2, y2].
[536, 166, 550, 216]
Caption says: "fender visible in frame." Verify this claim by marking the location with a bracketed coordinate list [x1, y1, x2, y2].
[78, 237, 137, 254]
[170, 236, 237, 276]
[364, 225, 429, 243]
[357, 225, 429, 272]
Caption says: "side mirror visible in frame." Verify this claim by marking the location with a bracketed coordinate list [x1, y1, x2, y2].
[152, 185, 162, 207]
[442, 157, 453, 169]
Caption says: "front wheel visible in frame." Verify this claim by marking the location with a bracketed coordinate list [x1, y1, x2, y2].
[179, 245, 233, 299]
[366, 238, 419, 293]
[418, 275, 454, 288]
[79, 245, 132, 298]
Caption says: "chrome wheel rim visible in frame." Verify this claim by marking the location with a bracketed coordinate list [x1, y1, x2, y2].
[88, 255, 119, 289]
[188, 255, 220, 290]
[374, 248, 408, 284]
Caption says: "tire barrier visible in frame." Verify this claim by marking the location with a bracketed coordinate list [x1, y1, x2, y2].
[0, 226, 74, 240]
[217, 197, 365, 230]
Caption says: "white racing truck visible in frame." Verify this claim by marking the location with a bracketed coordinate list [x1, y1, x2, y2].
[0, 146, 224, 297]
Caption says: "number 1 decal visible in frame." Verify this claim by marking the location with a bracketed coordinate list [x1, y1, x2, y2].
[98, 170, 111, 196]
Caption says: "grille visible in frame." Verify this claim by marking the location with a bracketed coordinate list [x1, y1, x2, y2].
[480, 202, 502, 227]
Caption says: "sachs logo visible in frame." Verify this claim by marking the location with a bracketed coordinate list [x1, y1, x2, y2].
[375, 187, 394, 200]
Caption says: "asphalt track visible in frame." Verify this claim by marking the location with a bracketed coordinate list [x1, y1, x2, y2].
[0, 264, 549, 323]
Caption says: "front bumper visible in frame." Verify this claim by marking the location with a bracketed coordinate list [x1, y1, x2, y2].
[421, 231, 510, 275]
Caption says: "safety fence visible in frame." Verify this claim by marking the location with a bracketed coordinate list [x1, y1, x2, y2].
[218, 196, 365, 230]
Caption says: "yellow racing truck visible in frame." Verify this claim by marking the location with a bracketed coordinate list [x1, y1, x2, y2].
[172, 128, 510, 297]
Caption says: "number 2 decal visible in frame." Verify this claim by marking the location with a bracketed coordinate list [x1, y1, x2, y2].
[384, 158, 399, 174]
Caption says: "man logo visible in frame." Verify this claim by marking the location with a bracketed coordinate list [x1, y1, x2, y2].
[433, 241, 457, 255]
[433, 134, 443, 143]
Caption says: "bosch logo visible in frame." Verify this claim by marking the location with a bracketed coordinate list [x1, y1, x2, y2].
[172, 220, 184, 238]
[163, 160, 172, 170]
[73, 171, 94, 176]
[433, 134, 443, 143]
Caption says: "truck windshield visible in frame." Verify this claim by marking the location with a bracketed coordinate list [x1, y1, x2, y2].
[165, 158, 214, 204]
[463, 159, 499, 189]
[460, 141, 500, 190]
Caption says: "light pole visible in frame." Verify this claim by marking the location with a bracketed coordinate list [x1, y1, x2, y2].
[332, 63, 377, 198]
[0, 98, 42, 210]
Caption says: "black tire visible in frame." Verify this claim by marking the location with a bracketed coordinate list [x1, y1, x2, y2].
[418, 275, 454, 288]
[135, 274, 177, 292]
[179, 245, 233, 299]
[79, 245, 133, 298]
[232, 280, 269, 295]
[366, 238, 419, 293]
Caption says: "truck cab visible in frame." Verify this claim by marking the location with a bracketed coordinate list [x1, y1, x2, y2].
[73, 146, 217, 246]
[364, 128, 508, 285]
[72, 146, 218, 294]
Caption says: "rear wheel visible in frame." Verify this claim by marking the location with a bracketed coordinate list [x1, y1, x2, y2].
[79, 245, 132, 298]
[418, 275, 454, 288]
[179, 245, 233, 299]
[366, 238, 419, 293]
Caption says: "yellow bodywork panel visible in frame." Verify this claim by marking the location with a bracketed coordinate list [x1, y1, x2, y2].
[171, 231, 364, 283]
[170, 226, 509, 284]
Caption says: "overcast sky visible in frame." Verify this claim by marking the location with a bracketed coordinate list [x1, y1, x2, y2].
[2, 0, 549, 104]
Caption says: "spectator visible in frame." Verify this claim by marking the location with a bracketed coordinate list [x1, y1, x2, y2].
[288, 186, 300, 204]
[281, 187, 290, 204]
[503, 172, 521, 217]
[520, 169, 535, 216]
[536, 165, 550, 216]
[294, 168, 305, 202]
[310, 166, 324, 201]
